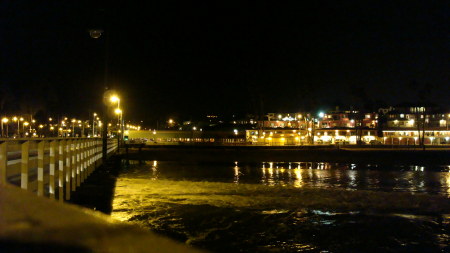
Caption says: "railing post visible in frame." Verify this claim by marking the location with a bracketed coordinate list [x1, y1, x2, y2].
[71, 140, 76, 192]
[0, 142, 7, 185]
[58, 140, 65, 202]
[37, 140, 45, 197]
[95, 139, 99, 167]
[21, 141, 29, 190]
[80, 140, 85, 182]
[88, 140, 94, 175]
[76, 139, 81, 187]
[83, 140, 88, 180]
[98, 139, 102, 166]
[83, 140, 87, 181]
[49, 140, 56, 199]
[65, 139, 71, 200]
[93, 139, 96, 170]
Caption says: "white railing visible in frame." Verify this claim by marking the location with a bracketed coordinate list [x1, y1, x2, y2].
[0, 138, 118, 202]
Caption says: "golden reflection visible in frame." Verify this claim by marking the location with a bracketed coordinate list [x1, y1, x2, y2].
[151, 160, 158, 179]
[266, 162, 274, 186]
[234, 165, 240, 184]
[446, 171, 450, 196]
[294, 169, 303, 188]
[268, 167, 274, 177]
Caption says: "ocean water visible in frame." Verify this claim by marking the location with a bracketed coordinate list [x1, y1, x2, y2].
[111, 161, 450, 252]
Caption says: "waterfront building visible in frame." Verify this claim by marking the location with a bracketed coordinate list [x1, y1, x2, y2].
[379, 105, 450, 145]
[125, 106, 450, 146]
[125, 130, 245, 144]
[258, 113, 308, 129]
[318, 110, 378, 129]
[247, 105, 450, 146]
[246, 128, 378, 145]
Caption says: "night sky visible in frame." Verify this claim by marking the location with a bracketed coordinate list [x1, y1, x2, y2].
[1, 1, 449, 126]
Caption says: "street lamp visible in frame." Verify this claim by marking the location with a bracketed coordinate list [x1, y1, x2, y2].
[110, 95, 120, 104]
[114, 108, 123, 143]
[93, 113, 97, 137]
[23, 122, 29, 137]
[114, 108, 122, 115]
[38, 124, 43, 137]
[12, 117, 19, 137]
[1, 117, 8, 137]
[71, 119, 76, 137]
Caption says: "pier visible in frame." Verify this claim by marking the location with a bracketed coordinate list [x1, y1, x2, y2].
[0, 138, 201, 252]
[0, 138, 117, 201]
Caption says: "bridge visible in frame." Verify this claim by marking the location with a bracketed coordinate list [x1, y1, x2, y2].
[0, 137, 201, 252]
[0, 138, 117, 201]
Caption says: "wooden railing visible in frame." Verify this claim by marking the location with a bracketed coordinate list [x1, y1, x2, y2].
[0, 138, 118, 202]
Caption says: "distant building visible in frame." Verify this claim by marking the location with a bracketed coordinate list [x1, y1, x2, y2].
[126, 130, 245, 144]
[318, 110, 378, 129]
[246, 128, 377, 145]
[379, 104, 450, 145]
[128, 105, 450, 146]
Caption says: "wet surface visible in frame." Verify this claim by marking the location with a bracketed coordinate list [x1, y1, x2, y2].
[112, 161, 450, 252]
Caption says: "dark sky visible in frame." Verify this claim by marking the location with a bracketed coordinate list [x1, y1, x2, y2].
[1, 1, 449, 125]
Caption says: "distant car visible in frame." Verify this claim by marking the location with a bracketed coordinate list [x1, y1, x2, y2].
[369, 140, 382, 145]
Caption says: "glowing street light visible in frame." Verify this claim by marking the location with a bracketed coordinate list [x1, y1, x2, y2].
[1, 117, 8, 137]
[23, 122, 29, 136]
[92, 113, 97, 137]
[110, 95, 120, 104]
[71, 119, 76, 136]
[12, 117, 20, 136]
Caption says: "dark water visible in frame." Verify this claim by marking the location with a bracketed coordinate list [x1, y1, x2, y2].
[111, 161, 450, 252]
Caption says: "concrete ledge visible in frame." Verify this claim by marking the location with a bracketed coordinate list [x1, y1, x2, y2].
[0, 184, 203, 253]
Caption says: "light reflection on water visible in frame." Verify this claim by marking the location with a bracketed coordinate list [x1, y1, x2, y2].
[136, 160, 450, 197]
[112, 160, 450, 252]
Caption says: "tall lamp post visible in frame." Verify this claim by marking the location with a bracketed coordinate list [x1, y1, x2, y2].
[115, 107, 122, 145]
[1, 117, 8, 137]
[12, 117, 18, 137]
[92, 113, 97, 137]
[23, 122, 29, 137]
[110, 95, 121, 145]
[89, 28, 109, 160]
